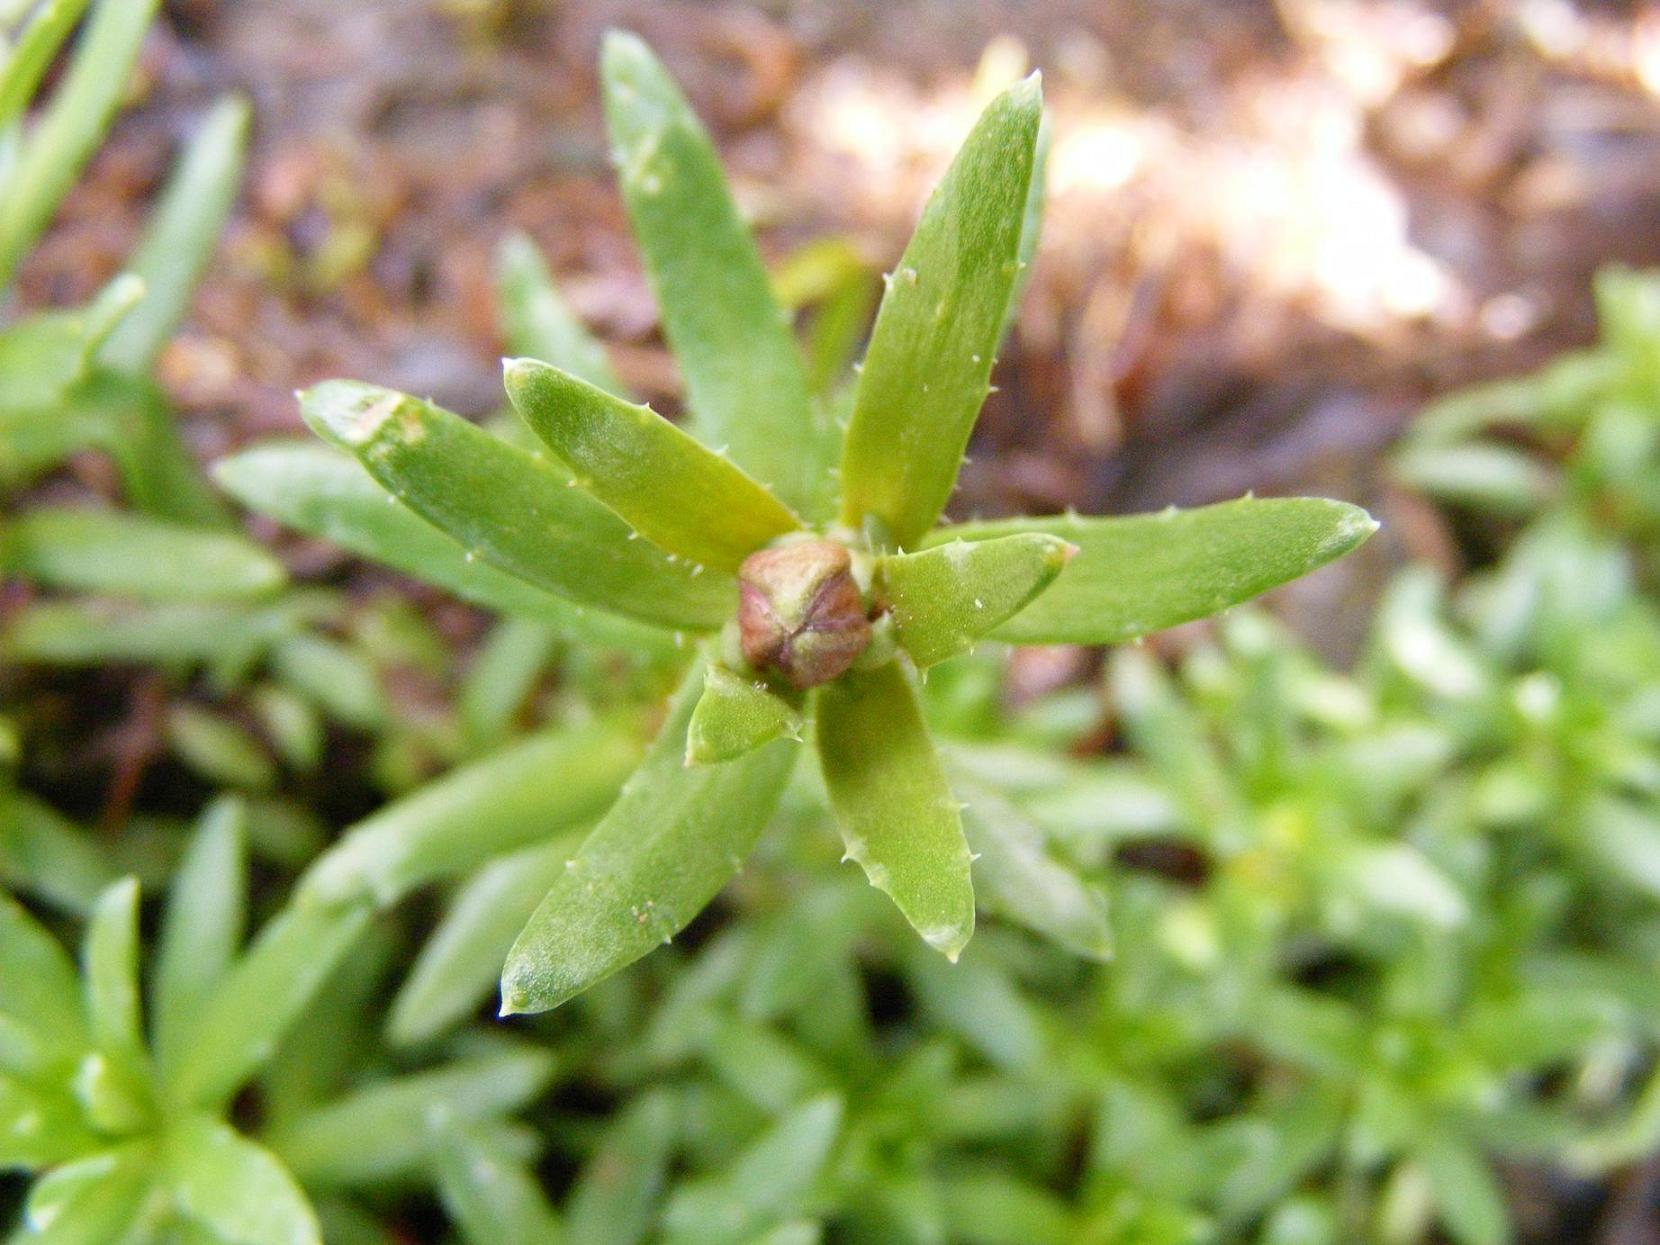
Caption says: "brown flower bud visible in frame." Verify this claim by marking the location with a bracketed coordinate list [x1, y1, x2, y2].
[737, 539, 872, 689]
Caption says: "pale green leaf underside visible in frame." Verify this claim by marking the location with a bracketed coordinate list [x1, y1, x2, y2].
[602, 31, 832, 521]
[839, 76, 1042, 550]
[501, 658, 798, 1014]
[816, 662, 975, 960]
[686, 664, 804, 765]
[877, 533, 1071, 667]
[213, 443, 672, 652]
[301, 380, 732, 631]
[1, 507, 286, 601]
[506, 357, 802, 572]
[925, 498, 1379, 645]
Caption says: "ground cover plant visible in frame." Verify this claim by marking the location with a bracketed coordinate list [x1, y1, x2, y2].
[13, 6, 1660, 1243]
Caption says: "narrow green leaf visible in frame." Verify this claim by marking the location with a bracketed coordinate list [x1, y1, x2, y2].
[0, 0, 95, 133]
[1415, 1131, 1509, 1245]
[660, 1094, 843, 1240]
[1, 507, 286, 600]
[215, 444, 672, 652]
[505, 358, 802, 572]
[387, 836, 577, 1047]
[153, 798, 248, 1074]
[269, 1046, 556, 1187]
[164, 704, 278, 792]
[925, 498, 1379, 645]
[876, 534, 1072, 667]
[434, 1122, 564, 1245]
[83, 371, 230, 526]
[0, 892, 89, 1056]
[300, 723, 640, 908]
[601, 31, 830, 520]
[81, 877, 145, 1070]
[459, 618, 561, 752]
[1, 596, 320, 669]
[0, 274, 143, 413]
[0, 0, 163, 288]
[0, 1076, 100, 1167]
[301, 380, 730, 631]
[838, 77, 1042, 549]
[97, 95, 250, 374]
[500, 659, 797, 1014]
[269, 634, 387, 732]
[496, 230, 628, 397]
[168, 900, 371, 1110]
[816, 662, 974, 959]
[165, 1114, 320, 1245]
[685, 665, 803, 765]
[0, 787, 117, 913]
[950, 772, 1110, 959]
[564, 1091, 677, 1245]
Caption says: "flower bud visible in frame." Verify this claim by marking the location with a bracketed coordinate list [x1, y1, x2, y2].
[737, 540, 872, 688]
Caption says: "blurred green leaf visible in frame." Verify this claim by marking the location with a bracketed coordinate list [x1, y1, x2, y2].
[1, 508, 285, 600]
[164, 1114, 320, 1245]
[433, 1122, 563, 1245]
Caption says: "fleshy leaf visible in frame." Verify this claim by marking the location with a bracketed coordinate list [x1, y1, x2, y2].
[300, 380, 731, 631]
[165, 1114, 321, 1245]
[500, 659, 798, 1014]
[816, 662, 975, 959]
[506, 357, 802, 571]
[495, 230, 629, 397]
[925, 498, 1379, 645]
[299, 722, 640, 908]
[838, 76, 1043, 549]
[153, 799, 248, 1074]
[0, 787, 117, 915]
[1, 507, 286, 601]
[876, 533, 1072, 667]
[685, 664, 804, 765]
[601, 31, 832, 520]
